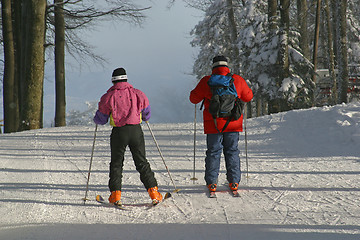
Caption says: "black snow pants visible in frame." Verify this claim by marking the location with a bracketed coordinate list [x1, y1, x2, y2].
[109, 124, 157, 192]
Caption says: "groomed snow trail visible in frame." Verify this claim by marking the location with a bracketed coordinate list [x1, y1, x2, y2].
[0, 103, 359, 240]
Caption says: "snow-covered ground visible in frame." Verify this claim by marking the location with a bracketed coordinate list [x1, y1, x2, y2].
[0, 103, 359, 240]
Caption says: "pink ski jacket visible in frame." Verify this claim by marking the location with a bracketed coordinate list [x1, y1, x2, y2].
[93, 82, 151, 127]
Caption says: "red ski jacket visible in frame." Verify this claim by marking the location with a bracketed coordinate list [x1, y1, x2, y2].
[190, 66, 253, 134]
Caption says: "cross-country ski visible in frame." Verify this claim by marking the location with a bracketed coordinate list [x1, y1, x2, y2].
[231, 190, 240, 197]
[95, 192, 172, 210]
[208, 191, 217, 198]
[95, 195, 128, 210]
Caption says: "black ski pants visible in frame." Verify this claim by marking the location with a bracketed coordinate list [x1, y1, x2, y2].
[109, 124, 157, 192]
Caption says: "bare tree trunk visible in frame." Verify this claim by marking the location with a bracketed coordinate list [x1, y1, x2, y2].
[297, 0, 310, 60]
[20, 0, 47, 130]
[20, 0, 32, 123]
[1, 0, 19, 133]
[336, 0, 349, 103]
[279, 0, 290, 80]
[226, 0, 240, 73]
[256, 92, 262, 117]
[312, 0, 322, 85]
[324, 0, 337, 104]
[330, 0, 338, 65]
[54, 0, 66, 127]
[269, 0, 290, 113]
[226, 0, 252, 117]
[13, 0, 22, 129]
[279, 0, 290, 111]
[268, 0, 279, 114]
[268, 0, 277, 30]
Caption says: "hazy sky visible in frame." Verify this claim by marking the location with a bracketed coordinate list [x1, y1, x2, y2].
[42, 0, 203, 125]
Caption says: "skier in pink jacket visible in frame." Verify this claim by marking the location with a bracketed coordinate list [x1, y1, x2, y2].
[94, 67, 163, 205]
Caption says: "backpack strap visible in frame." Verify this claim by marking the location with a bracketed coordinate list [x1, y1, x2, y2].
[221, 118, 231, 133]
[214, 116, 231, 133]
[213, 119, 220, 133]
[226, 73, 234, 85]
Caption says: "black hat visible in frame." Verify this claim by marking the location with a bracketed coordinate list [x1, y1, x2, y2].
[111, 68, 127, 82]
[212, 55, 228, 69]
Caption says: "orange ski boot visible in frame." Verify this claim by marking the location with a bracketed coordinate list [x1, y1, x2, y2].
[108, 190, 121, 206]
[229, 183, 239, 191]
[207, 183, 217, 192]
[148, 186, 163, 205]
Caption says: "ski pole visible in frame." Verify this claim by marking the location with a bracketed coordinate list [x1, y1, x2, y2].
[145, 121, 180, 193]
[190, 104, 198, 182]
[82, 124, 98, 204]
[243, 103, 249, 181]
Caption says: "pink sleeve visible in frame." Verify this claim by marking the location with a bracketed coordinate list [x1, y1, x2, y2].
[98, 93, 112, 116]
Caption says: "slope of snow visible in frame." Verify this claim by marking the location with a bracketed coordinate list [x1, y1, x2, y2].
[0, 103, 359, 240]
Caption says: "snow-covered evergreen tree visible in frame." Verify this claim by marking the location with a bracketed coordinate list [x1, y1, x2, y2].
[191, 0, 314, 114]
[190, 0, 360, 113]
[66, 101, 97, 126]
[238, 0, 315, 112]
[347, 0, 360, 69]
[190, 0, 235, 79]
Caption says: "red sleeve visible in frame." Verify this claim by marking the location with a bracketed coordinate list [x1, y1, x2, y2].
[233, 75, 253, 102]
[189, 76, 211, 104]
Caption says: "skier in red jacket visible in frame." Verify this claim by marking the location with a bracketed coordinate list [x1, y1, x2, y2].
[190, 56, 253, 194]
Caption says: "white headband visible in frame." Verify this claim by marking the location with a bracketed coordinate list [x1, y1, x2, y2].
[111, 75, 128, 81]
[212, 61, 228, 67]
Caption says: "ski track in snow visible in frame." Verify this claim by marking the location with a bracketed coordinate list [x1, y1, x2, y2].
[0, 103, 360, 239]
